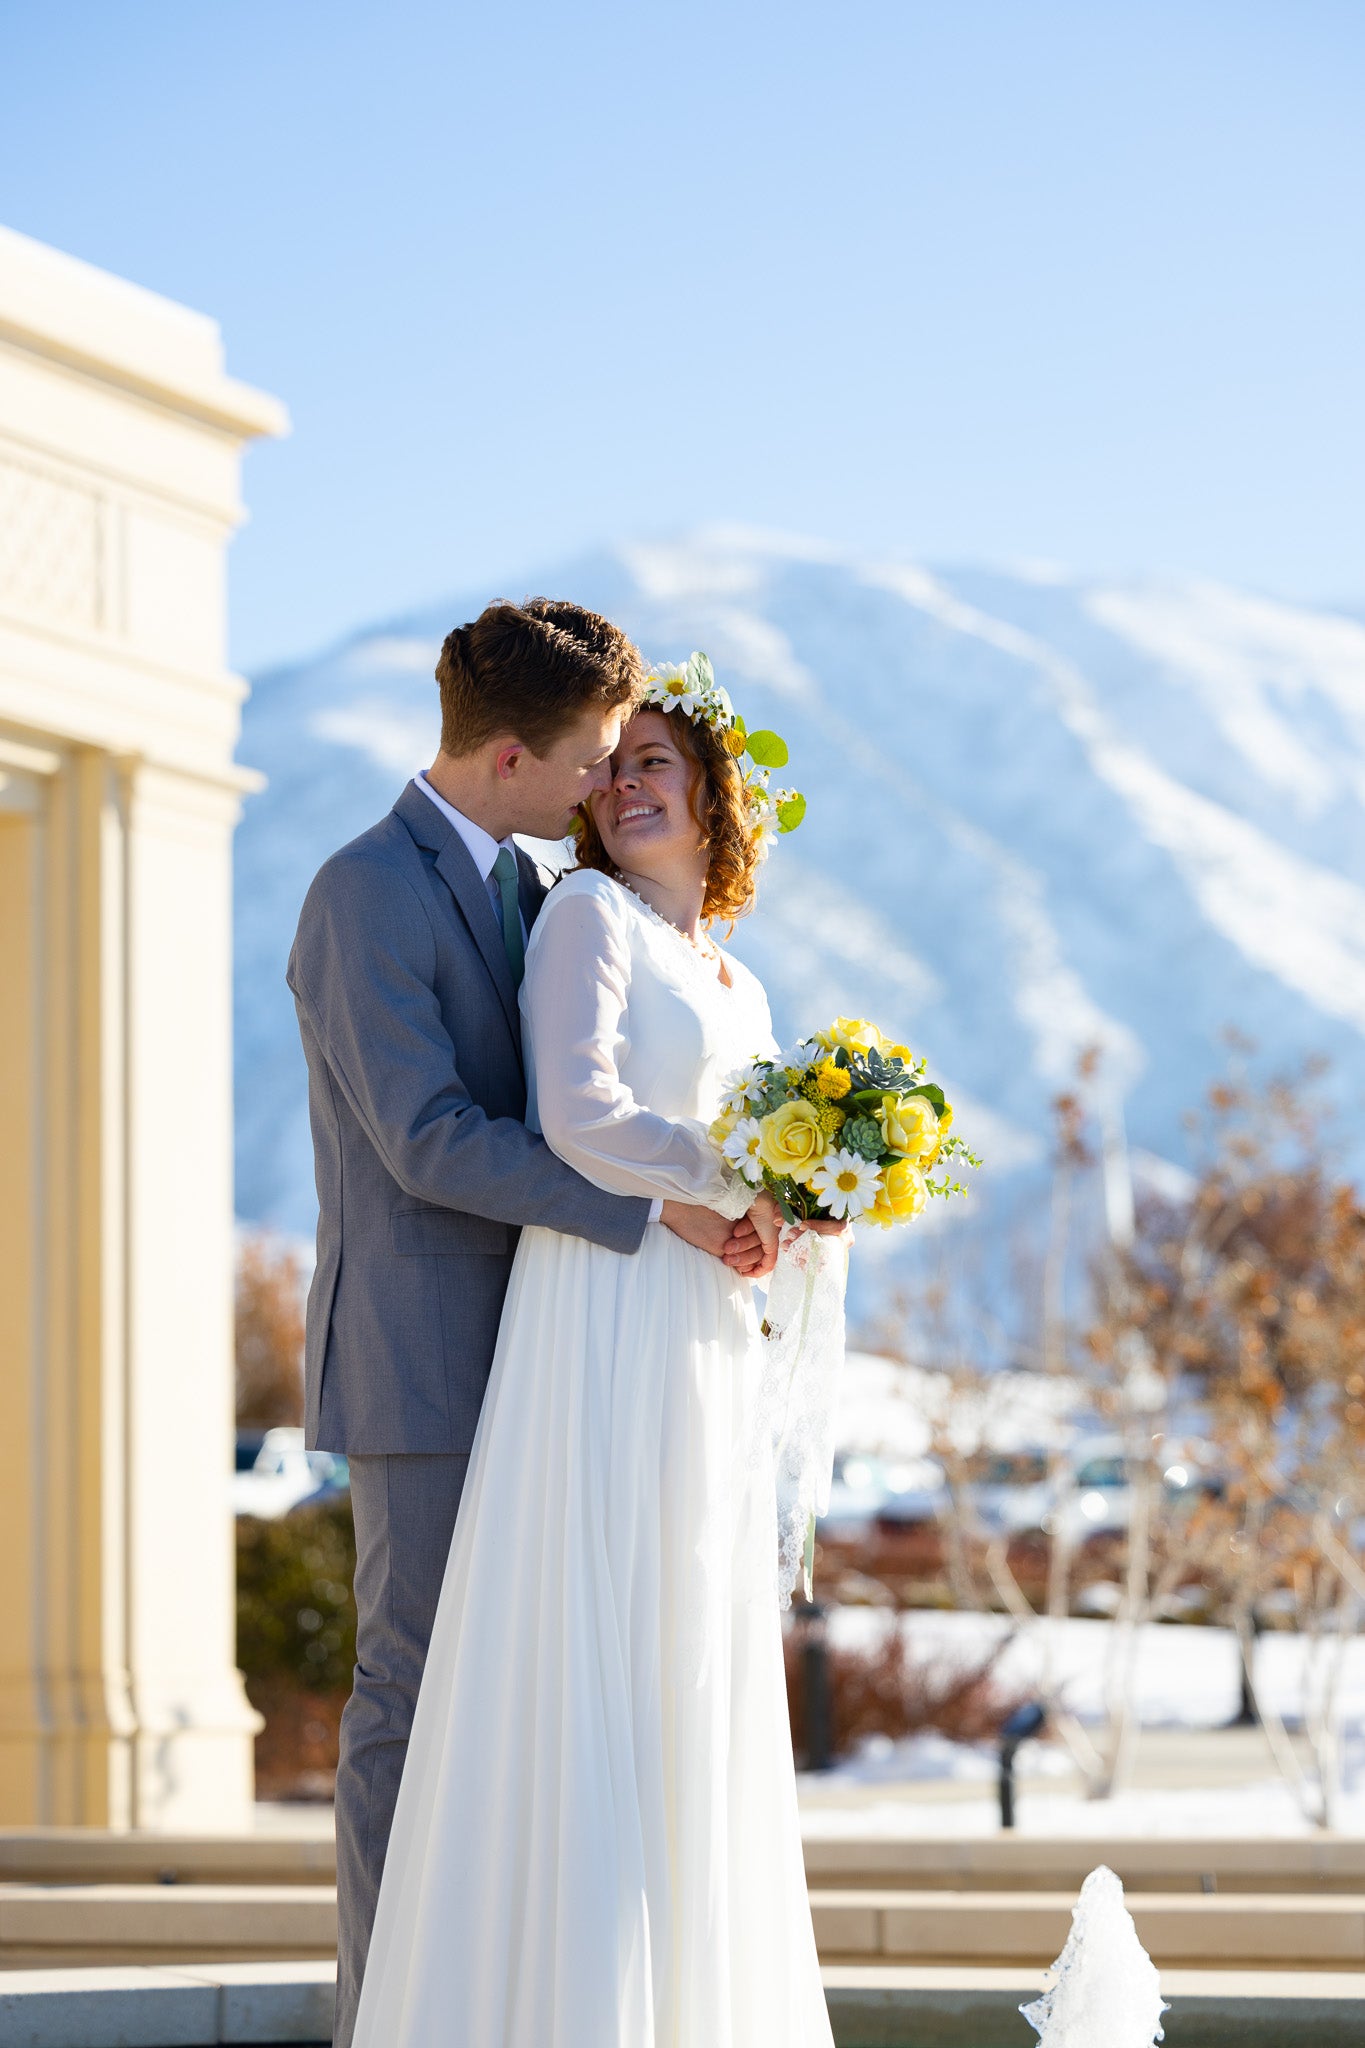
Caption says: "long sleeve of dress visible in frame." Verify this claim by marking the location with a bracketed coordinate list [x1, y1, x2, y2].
[523, 880, 755, 1216]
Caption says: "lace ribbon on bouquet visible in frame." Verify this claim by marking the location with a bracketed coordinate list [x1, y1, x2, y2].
[755, 1226, 849, 1607]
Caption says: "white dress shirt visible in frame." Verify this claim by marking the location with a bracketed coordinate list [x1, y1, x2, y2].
[413, 772, 527, 941]
[411, 774, 661, 1225]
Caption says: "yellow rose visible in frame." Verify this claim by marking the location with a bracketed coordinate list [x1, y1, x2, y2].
[818, 1016, 886, 1057]
[757, 1098, 827, 1184]
[939, 1101, 954, 1133]
[878, 1093, 940, 1161]
[866, 1157, 928, 1227]
[814, 1058, 852, 1101]
[887, 1043, 914, 1064]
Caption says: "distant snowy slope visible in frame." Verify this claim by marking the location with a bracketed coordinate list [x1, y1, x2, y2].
[234, 533, 1365, 1241]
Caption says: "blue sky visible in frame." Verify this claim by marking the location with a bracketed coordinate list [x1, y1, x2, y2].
[4, 2, 1361, 671]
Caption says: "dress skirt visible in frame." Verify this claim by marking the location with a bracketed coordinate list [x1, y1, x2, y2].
[351, 1219, 834, 2048]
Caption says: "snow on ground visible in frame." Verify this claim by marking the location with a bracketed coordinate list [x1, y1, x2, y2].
[834, 1351, 1078, 1461]
[820, 1606, 1365, 1730]
[796, 1610, 1365, 1836]
[798, 1770, 1365, 1839]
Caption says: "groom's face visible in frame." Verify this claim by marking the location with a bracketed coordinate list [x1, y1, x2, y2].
[505, 704, 624, 839]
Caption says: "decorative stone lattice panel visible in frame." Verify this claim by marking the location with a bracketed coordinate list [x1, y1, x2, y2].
[0, 454, 104, 630]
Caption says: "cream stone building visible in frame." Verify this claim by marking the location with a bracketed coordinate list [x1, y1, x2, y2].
[0, 226, 287, 1829]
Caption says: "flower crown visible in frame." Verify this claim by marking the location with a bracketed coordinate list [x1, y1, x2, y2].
[642, 651, 806, 855]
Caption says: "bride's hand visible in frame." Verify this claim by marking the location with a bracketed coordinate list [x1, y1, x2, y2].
[795, 1216, 855, 1248]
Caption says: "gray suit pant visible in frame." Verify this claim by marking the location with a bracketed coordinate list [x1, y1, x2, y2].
[334, 1452, 469, 2048]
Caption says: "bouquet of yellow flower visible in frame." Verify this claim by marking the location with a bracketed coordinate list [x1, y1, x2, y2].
[711, 1017, 978, 1227]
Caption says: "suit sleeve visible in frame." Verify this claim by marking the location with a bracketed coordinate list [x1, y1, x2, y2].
[287, 852, 651, 1254]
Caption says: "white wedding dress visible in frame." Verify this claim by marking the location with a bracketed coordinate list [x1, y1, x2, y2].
[352, 869, 834, 2048]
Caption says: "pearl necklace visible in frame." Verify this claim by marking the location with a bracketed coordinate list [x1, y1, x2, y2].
[610, 870, 719, 965]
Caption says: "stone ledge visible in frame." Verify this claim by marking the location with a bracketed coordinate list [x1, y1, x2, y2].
[824, 1965, 1365, 2046]
[4, 1960, 1363, 2048]
[0, 1960, 333, 2047]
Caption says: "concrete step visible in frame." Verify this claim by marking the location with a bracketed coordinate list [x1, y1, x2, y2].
[6, 1877, 1365, 1975]
[810, 1887, 1365, 1970]
[803, 1833, 1365, 1894]
[0, 1832, 336, 1889]
[8, 1825, 1365, 1896]
[3, 1960, 1365, 2048]
[0, 1887, 335, 1971]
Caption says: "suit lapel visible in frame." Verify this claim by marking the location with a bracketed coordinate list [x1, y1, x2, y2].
[393, 783, 522, 1042]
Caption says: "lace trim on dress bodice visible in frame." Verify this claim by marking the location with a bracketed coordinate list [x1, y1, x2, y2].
[599, 874, 745, 1002]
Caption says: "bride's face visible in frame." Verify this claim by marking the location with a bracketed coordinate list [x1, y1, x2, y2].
[590, 710, 707, 882]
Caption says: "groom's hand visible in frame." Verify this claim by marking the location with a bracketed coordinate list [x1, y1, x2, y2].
[724, 1212, 775, 1278]
[735, 1193, 780, 1280]
[660, 1200, 767, 1275]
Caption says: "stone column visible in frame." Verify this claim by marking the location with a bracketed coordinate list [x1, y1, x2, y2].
[0, 226, 287, 1827]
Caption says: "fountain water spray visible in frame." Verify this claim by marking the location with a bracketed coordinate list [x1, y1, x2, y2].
[1022, 1865, 1168, 2048]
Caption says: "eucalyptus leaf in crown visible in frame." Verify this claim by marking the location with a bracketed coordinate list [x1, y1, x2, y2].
[642, 651, 805, 859]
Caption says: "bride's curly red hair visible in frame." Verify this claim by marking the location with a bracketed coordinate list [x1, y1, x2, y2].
[572, 705, 761, 930]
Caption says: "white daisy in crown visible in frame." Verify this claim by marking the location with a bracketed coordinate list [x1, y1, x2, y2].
[646, 661, 712, 720]
[640, 650, 806, 848]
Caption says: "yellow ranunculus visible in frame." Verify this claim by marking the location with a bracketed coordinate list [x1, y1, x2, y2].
[939, 1101, 954, 1133]
[887, 1043, 914, 1064]
[709, 1109, 740, 1149]
[866, 1157, 928, 1228]
[757, 1098, 827, 1184]
[878, 1092, 940, 1161]
[814, 1058, 852, 1101]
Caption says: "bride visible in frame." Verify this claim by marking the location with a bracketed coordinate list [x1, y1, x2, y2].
[352, 675, 837, 2048]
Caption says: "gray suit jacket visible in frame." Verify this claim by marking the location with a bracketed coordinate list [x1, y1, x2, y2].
[287, 782, 651, 1454]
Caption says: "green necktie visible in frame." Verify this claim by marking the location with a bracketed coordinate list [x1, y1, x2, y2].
[491, 846, 526, 990]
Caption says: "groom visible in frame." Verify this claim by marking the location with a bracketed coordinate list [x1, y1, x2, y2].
[287, 598, 768, 2048]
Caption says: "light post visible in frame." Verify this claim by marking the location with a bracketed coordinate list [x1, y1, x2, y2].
[998, 1701, 1046, 1829]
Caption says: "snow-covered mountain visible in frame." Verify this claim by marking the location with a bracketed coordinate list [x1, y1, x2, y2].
[234, 531, 1365, 1257]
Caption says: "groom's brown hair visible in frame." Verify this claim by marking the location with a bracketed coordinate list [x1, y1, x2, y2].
[436, 599, 644, 757]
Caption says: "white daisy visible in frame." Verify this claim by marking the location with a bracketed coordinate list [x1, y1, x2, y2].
[644, 664, 709, 718]
[722, 1117, 766, 1185]
[809, 1149, 882, 1220]
[781, 1040, 822, 1075]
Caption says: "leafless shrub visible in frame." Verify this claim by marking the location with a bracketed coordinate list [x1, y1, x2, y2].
[784, 1622, 1028, 1760]
[235, 1232, 306, 1428]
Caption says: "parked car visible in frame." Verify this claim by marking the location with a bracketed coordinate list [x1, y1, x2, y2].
[872, 1456, 952, 1532]
[234, 1428, 267, 1474]
[968, 1448, 1054, 1536]
[819, 1452, 893, 1533]
[1049, 1434, 1220, 1549]
[232, 1426, 348, 1520]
